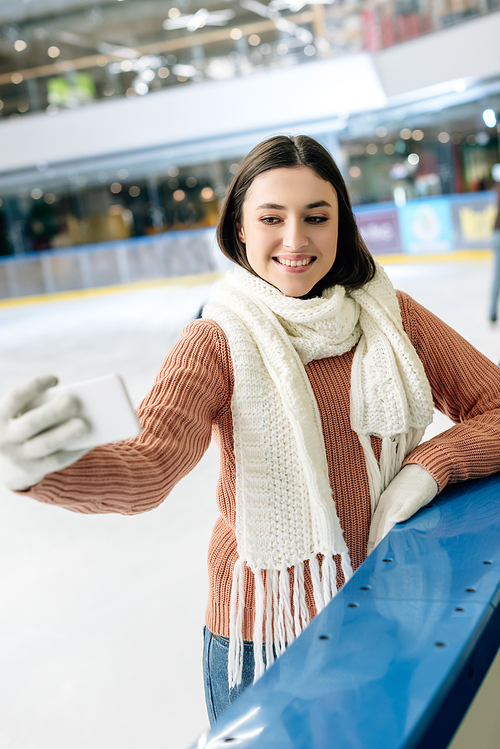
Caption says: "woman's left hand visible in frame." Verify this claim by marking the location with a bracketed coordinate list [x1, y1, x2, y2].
[367, 464, 438, 554]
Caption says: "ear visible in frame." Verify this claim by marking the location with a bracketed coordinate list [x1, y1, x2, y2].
[237, 222, 245, 244]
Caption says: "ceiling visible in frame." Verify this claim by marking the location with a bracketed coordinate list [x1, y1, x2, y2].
[0, 0, 349, 116]
[1, 0, 497, 120]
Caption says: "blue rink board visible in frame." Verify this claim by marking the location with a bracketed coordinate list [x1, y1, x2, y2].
[190, 473, 500, 749]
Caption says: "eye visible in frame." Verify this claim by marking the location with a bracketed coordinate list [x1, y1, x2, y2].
[306, 215, 328, 224]
[260, 216, 281, 225]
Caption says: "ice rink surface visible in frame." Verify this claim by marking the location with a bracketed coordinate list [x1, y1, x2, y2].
[0, 257, 499, 749]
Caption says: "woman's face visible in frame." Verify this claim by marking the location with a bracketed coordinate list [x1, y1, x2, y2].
[237, 166, 339, 297]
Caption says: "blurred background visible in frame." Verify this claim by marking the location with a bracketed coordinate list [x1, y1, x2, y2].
[1, 2, 500, 748]
[0, 0, 500, 294]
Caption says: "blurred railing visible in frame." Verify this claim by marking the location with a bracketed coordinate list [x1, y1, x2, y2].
[0, 226, 218, 300]
[1, 191, 497, 300]
[189, 472, 500, 749]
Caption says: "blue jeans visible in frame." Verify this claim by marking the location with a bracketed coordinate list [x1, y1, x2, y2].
[203, 627, 274, 725]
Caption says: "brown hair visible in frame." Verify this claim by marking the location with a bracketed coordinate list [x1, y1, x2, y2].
[216, 134, 375, 294]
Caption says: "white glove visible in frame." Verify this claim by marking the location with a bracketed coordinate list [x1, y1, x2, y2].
[0, 374, 91, 491]
[367, 464, 438, 554]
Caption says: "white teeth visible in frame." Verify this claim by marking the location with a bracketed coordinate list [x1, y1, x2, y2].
[277, 257, 312, 267]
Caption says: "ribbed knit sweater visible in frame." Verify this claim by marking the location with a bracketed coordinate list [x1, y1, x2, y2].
[24, 291, 500, 640]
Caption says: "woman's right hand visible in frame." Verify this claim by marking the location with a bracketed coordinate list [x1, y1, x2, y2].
[0, 375, 91, 491]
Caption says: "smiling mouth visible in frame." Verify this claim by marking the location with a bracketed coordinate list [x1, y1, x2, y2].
[273, 256, 315, 268]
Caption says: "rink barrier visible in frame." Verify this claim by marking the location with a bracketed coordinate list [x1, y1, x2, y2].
[0, 190, 497, 301]
[0, 271, 223, 309]
[0, 226, 218, 300]
[189, 473, 500, 749]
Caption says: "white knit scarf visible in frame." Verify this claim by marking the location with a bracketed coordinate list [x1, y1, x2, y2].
[203, 262, 433, 688]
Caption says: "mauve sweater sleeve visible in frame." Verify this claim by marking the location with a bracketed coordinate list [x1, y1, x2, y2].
[21, 320, 231, 515]
[398, 291, 500, 491]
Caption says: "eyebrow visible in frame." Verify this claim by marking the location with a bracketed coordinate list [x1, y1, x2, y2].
[255, 200, 332, 210]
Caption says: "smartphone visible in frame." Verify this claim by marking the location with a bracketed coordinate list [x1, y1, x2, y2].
[34, 374, 141, 450]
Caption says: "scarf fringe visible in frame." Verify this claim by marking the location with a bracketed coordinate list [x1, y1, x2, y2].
[341, 550, 354, 584]
[253, 570, 265, 681]
[292, 560, 309, 637]
[265, 570, 274, 670]
[358, 426, 426, 515]
[228, 558, 245, 690]
[229, 555, 345, 689]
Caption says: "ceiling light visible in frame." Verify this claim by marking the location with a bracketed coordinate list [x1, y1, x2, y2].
[172, 64, 197, 78]
[134, 81, 149, 95]
[48, 46, 60, 58]
[14, 40, 27, 51]
[163, 8, 235, 31]
[241, 0, 313, 43]
[476, 132, 490, 145]
[201, 187, 214, 200]
[390, 164, 408, 179]
[482, 109, 497, 128]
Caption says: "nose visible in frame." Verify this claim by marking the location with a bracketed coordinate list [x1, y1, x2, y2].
[283, 219, 308, 251]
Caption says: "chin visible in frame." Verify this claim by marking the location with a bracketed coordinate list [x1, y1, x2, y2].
[278, 283, 316, 298]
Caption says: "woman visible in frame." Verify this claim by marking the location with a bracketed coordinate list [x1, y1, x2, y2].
[2, 135, 500, 725]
